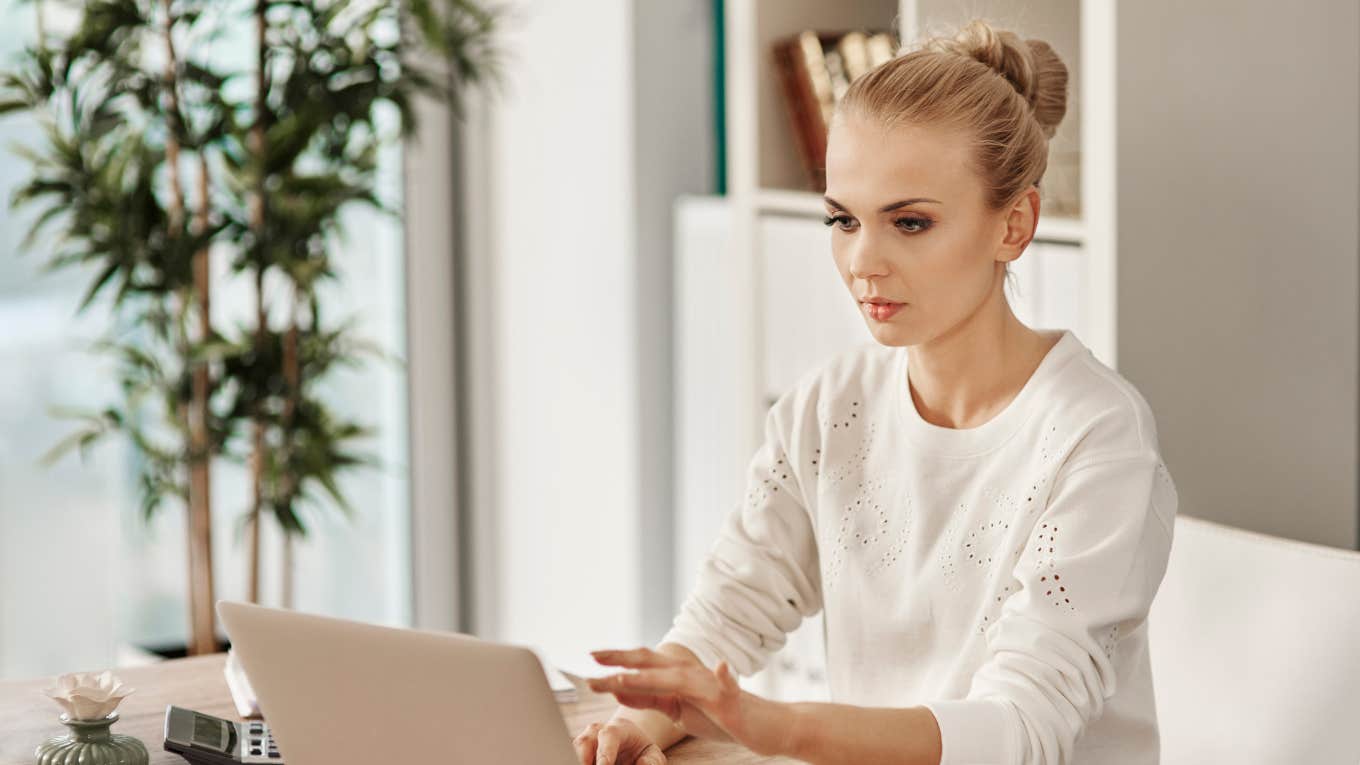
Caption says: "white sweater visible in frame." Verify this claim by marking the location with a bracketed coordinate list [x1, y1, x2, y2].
[660, 329, 1179, 765]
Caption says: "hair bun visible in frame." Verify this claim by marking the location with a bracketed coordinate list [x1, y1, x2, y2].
[922, 18, 1069, 138]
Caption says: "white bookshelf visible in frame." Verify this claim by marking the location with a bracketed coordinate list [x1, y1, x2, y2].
[673, 0, 1115, 702]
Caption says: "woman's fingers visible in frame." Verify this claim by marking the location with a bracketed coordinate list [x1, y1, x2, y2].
[574, 717, 671, 765]
[638, 743, 668, 765]
[590, 646, 677, 669]
[611, 690, 664, 711]
[590, 666, 719, 700]
[612, 691, 683, 722]
[715, 661, 740, 693]
[572, 722, 602, 765]
[594, 724, 623, 765]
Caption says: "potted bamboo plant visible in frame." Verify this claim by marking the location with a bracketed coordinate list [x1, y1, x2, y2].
[0, 0, 502, 655]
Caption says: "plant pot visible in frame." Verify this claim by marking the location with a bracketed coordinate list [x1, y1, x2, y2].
[34, 712, 149, 765]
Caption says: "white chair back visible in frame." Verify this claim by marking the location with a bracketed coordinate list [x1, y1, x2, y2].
[1149, 513, 1360, 763]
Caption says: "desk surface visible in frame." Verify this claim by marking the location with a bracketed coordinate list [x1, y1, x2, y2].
[0, 654, 797, 764]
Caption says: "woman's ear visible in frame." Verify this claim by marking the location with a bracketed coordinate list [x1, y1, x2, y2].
[997, 185, 1041, 264]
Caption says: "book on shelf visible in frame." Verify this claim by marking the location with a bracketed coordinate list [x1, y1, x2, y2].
[772, 29, 900, 192]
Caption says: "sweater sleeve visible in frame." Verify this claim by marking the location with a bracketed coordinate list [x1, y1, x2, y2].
[924, 451, 1178, 765]
[659, 389, 823, 677]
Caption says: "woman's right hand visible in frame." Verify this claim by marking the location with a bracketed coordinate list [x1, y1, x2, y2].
[572, 717, 667, 765]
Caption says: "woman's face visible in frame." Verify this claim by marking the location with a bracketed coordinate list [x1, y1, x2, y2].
[823, 112, 1029, 348]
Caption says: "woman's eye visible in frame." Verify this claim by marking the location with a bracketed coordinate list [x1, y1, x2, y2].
[895, 216, 932, 233]
[822, 214, 931, 233]
[822, 214, 856, 231]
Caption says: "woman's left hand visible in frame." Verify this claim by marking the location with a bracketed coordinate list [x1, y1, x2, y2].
[586, 647, 796, 758]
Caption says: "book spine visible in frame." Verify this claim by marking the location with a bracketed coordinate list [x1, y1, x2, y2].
[773, 36, 826, 190]
[866, 32, 897, 68]
[837, 31, 869, 81]
[798, 30, 836, 130]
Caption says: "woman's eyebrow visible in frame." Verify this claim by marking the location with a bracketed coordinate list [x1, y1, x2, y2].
[823, 196, 944, 213]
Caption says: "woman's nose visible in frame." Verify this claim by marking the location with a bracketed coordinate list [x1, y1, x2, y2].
[847, 233, 892, 280]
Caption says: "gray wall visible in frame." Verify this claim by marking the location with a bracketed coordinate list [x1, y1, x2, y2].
[1116, 1, 1359, 548]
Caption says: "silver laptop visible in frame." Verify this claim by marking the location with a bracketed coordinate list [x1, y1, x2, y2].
[217, 600, 579, 764]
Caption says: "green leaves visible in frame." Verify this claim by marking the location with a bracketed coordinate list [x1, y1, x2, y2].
[4, 0, 502, 538]
[204, 320, 377, 534]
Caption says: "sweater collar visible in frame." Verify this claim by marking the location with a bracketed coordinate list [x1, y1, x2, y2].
[894, 329, 1086, 457]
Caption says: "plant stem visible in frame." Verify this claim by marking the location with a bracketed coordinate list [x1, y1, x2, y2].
[248, 269, 264, 605]
[188, 151, 216, 654]
[34, 0, 46, 51]
[279, 302, 299, 608]
[162, 0, 183, 234]
[247, 0, 267, 605]
[163, 0, 215, 656]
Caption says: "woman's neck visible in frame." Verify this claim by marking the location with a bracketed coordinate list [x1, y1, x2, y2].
[907, 294, 1059, 431]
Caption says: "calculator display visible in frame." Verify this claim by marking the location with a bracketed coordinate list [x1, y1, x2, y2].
[165, 705, 279, 764]
[192, 714, 228, 752]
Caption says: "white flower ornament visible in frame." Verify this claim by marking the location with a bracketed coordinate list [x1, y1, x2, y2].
[41, 670, 135, 721]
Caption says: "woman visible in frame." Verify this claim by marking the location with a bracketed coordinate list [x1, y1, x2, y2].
[574, 18, 1178, 765]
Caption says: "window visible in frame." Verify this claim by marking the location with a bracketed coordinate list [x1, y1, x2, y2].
[0, 0, 411, 678]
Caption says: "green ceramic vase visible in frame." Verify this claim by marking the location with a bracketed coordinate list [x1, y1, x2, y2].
[34, 712, 149, 765]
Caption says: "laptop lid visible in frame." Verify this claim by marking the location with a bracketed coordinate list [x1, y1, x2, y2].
[217, 600, 578, 765]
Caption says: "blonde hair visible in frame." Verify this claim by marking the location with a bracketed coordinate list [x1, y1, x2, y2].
[837, 18, 1069, 212]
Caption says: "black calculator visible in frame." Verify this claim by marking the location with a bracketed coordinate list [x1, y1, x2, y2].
[163, 705, 284, 764]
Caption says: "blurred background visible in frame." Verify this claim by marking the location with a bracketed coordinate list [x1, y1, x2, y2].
[0, 0, 1355, 707]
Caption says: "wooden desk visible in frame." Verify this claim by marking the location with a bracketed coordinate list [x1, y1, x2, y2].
[0, 654, 798, 764]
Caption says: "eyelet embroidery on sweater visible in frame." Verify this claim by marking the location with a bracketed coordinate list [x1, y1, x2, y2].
[977, 580, 1017, 635]
[964, 516, 1010, 569]
[816, 411, 881, 481]
[940, 459, 1064, 588]
[823, 476, 911, 590]
[938, 507, 965, 591]
[824, 491, 864, 590]
[1100, 623, 1119, 659]
[867, 492, 913, 576]
[1034, 522, 1076, 613]
[1155, 461, 1174, 492]
[985, 486, 1023, 516]
[819, 399, 863, 433]
[745, 447, 795, 510]
[1038, 424, 1060, 465]
[941, 485, 1020, 588]
[744, 483, 768, 511]
[967, 489, 1020, 572]
[963, 468, 1071, 634]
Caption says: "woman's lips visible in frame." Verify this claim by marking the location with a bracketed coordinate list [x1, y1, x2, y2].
[862, 301, 904, 321]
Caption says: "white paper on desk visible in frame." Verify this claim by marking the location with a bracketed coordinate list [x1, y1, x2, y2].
[523, 645, 580, 703]
[545, 650, 633, 681]
[224, 649, 261, 718]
